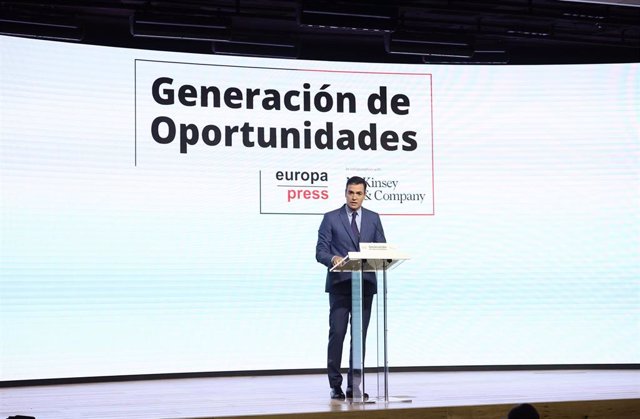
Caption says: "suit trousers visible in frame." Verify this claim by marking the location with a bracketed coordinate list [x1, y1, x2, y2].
[327, 292, 374, 389]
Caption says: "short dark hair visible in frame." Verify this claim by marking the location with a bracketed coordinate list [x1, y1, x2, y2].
[346, 176, 367, 191]
[508, 404, 540, 419]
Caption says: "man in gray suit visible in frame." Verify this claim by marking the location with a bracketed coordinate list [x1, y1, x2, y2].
[316, 176, 386, 400]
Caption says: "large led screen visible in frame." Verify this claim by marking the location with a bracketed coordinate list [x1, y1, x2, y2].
[1, 35, 638, 381]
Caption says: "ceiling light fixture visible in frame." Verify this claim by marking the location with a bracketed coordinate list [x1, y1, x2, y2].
[131, 11, 230, 42]
[299, 2, 396, 32]
[0, 10, 83, 41]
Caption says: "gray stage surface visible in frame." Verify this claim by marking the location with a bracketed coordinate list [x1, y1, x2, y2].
[1, 370, 639, 419]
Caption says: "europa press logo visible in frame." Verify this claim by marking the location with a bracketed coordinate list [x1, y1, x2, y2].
[259, 169, 330, 214]
[276, 170, 329, 203]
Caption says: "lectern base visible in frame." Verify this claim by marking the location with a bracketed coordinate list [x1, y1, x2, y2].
[347, 396, 413, 404]
[383, 396, 413, 403]
[348, 398, 376, 405]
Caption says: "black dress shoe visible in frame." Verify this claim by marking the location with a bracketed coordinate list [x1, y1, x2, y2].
[330, 386, 345, 400]
[345, 388, 369, 400]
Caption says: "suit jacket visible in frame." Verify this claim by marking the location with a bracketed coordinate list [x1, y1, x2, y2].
[316, 204, 386, 294]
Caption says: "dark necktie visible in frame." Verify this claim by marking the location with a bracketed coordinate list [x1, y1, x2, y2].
[351, 211, 359, 238]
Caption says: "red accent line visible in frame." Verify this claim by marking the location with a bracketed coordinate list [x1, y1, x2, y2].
[430, 73, 436, 216]
[381, 213, 435, 216]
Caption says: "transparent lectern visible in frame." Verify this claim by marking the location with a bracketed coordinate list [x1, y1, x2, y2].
[330, 243, 410, 404]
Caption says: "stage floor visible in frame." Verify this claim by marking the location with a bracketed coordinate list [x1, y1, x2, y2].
[1, 370, 639, 419]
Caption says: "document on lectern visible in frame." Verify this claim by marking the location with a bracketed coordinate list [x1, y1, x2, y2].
[330, 243, 410, 272]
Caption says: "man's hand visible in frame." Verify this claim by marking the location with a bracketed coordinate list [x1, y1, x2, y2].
[331, 255, 344, 267]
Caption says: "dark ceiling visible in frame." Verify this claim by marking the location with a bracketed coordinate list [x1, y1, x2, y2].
[1, 0, 639, 64]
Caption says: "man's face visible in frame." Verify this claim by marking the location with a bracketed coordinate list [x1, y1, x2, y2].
[345, 183, 366, 211]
